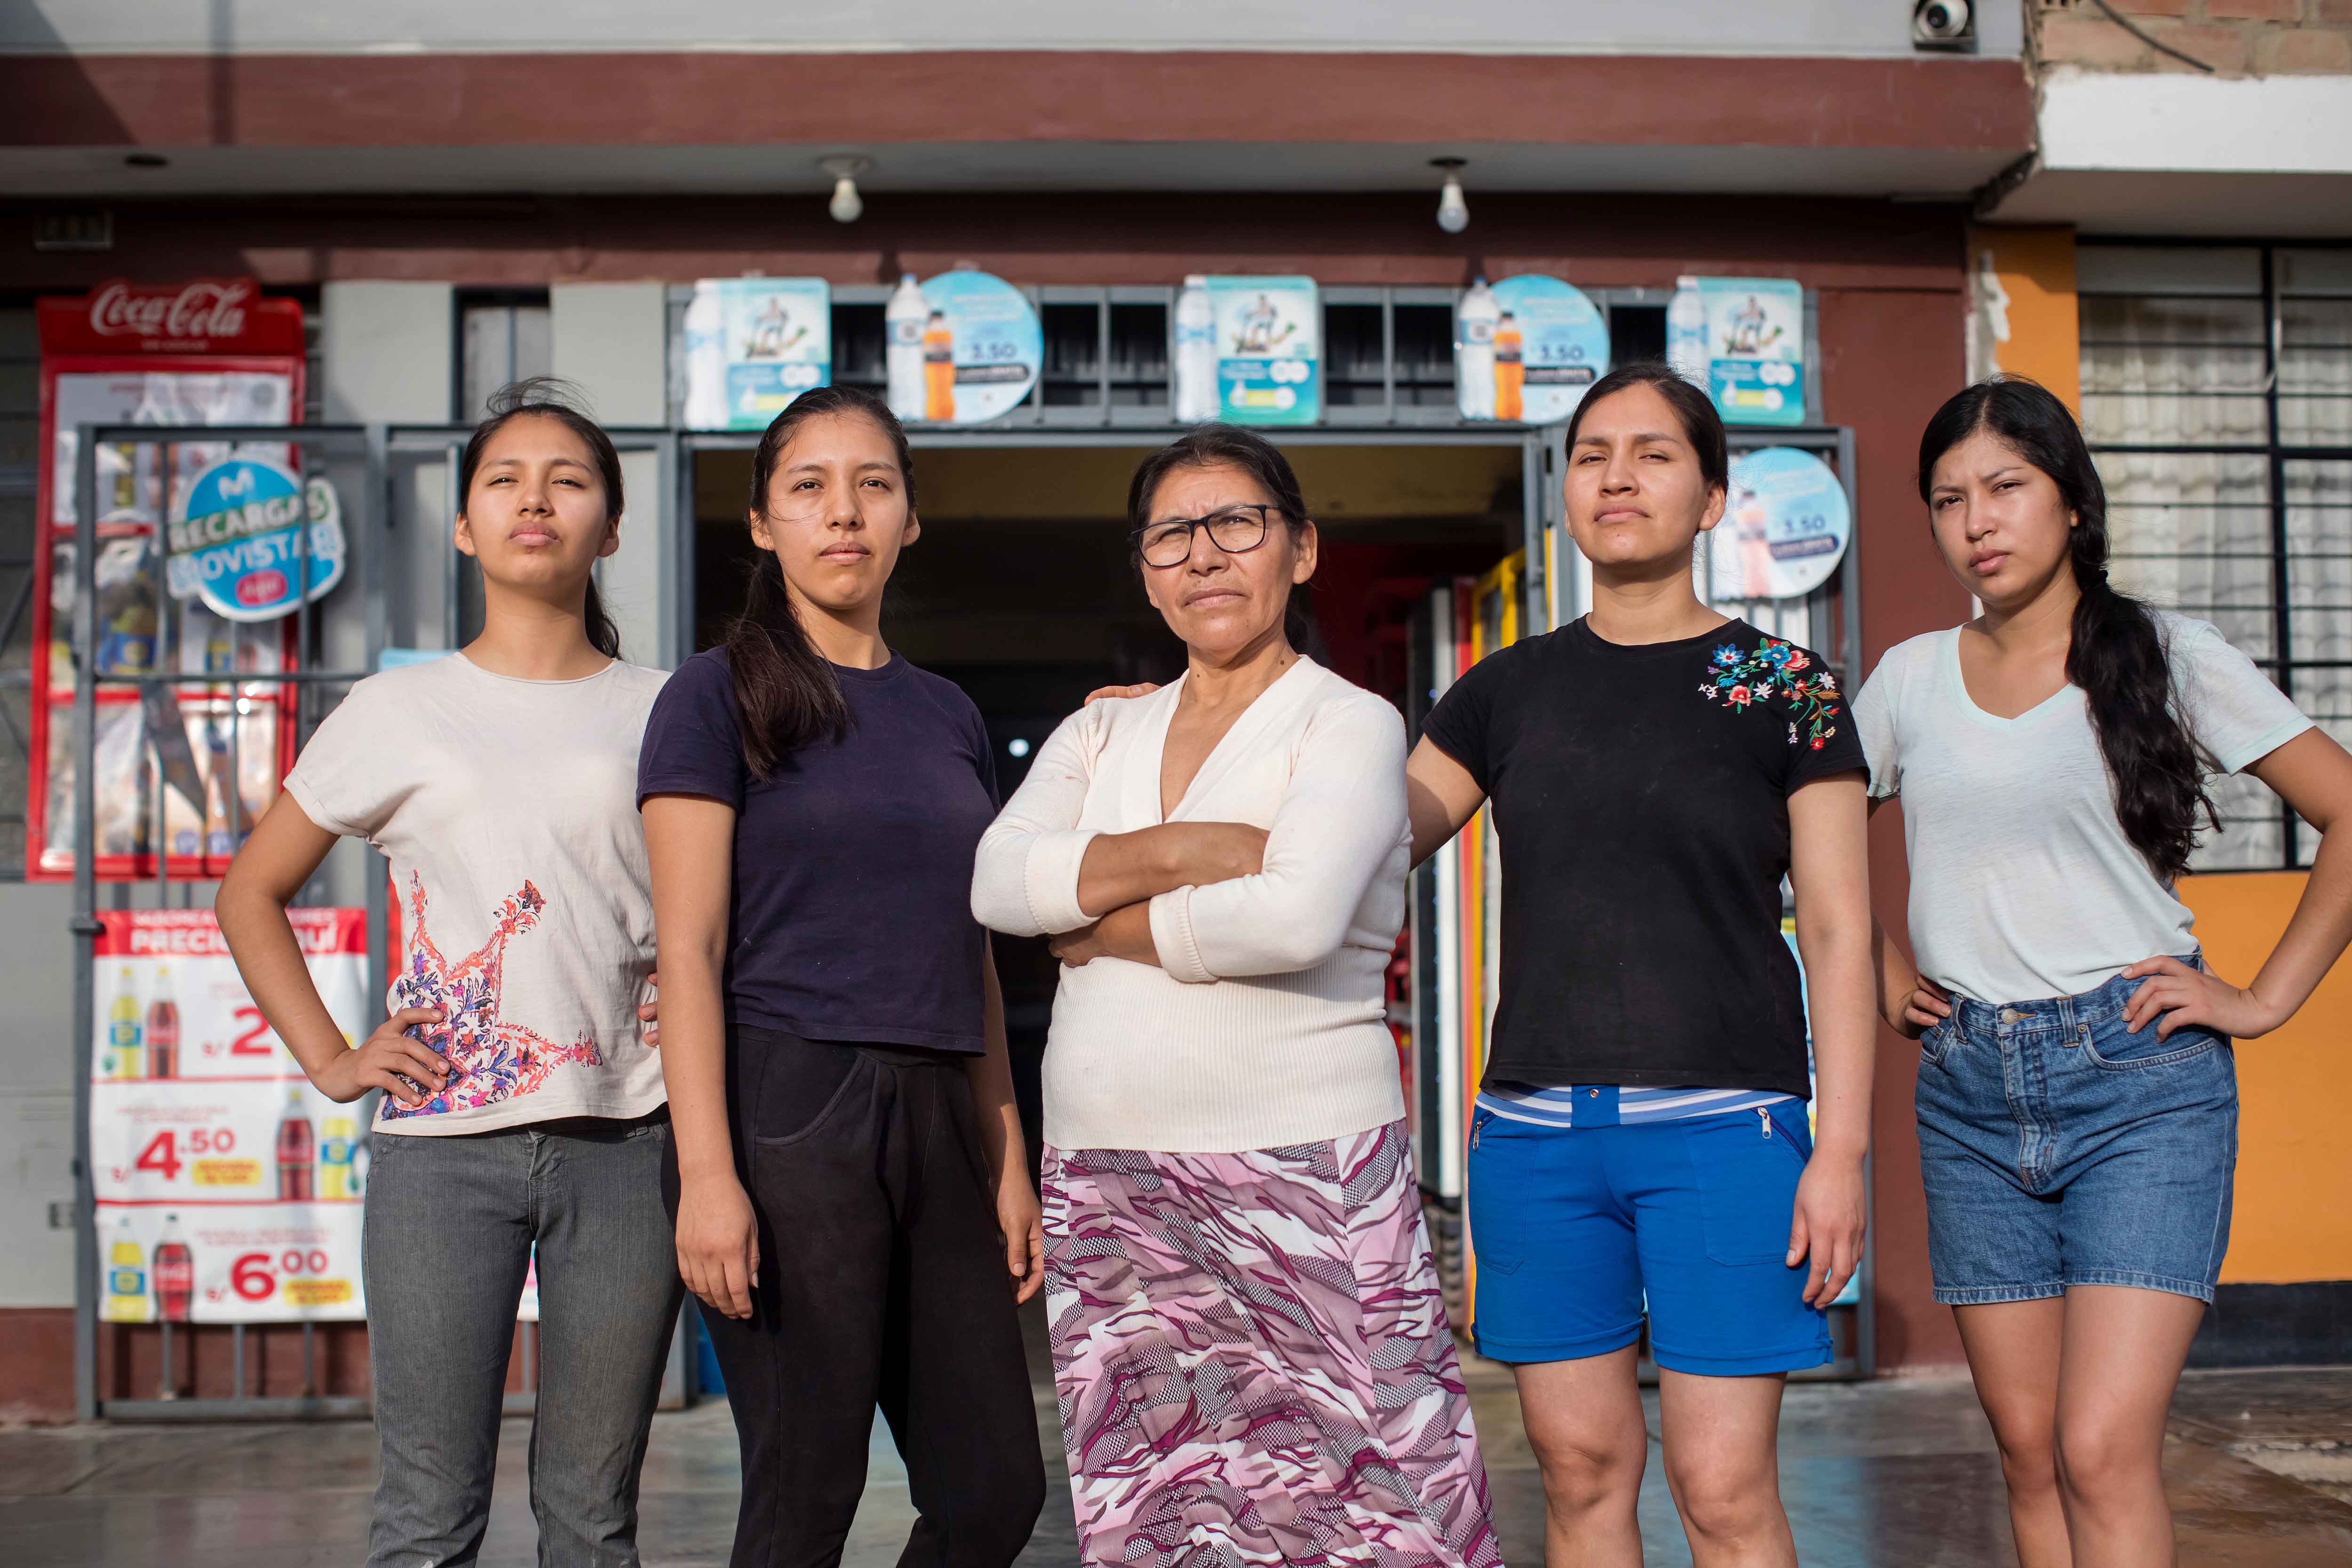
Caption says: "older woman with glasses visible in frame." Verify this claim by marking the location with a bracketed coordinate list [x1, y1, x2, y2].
[972, 426, 1499, 1568]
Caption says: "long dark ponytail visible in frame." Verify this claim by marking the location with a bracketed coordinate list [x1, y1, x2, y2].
[1917, 376, 2216, 882]
[727, 385, 916, 778]
[457, 377, 624, 658]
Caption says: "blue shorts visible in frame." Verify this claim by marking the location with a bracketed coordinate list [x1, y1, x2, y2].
[1466, 1099, 1831, 1376]
[1916, 963, 2237, 1305]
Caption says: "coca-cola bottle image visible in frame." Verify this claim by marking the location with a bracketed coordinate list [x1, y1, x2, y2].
[276, 1088, 315, 1202]
[152, 1215, 193, 1323]
[145, 966, 179, 1079]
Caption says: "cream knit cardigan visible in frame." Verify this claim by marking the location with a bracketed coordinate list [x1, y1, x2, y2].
[971, 657, 1410, 1154]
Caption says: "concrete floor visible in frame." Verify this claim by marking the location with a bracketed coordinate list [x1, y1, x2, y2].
[7, 1324, 2351, 1567]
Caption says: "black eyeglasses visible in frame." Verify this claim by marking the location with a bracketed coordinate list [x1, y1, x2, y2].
[1131, 504, 1278, 568]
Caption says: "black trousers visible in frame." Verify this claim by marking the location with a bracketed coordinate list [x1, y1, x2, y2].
[664, 1027, 1045, 1568]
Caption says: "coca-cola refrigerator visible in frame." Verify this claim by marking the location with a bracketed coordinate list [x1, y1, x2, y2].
[29, 278, 307, 881]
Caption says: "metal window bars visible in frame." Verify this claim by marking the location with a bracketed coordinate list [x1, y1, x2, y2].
[67, 422, 693, 1421]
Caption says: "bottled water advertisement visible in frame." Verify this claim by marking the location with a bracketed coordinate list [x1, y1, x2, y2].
[682, 278, 832, 431]
[1709, 446, 1851, 601]
[90, 909, 371, 1323]
[892, 270, 1041, 425]
[1207, 276, 1320, 426]
[1697, 277, 1807, 427]
[1456, 275, 1610, 425]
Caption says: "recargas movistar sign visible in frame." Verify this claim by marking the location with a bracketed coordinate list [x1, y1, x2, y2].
[164, 456, 346, 621]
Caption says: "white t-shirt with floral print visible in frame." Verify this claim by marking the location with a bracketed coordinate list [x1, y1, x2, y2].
[283, 653, 668, 1135]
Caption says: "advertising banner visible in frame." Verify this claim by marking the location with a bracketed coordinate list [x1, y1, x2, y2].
[165, 454, 347, 620]
[1698, 278, 1806, 427]
[30, 278, 308, 881]
[682, 278, 832, 430]
[1208, 276, 1320, 426]
[892, 270, 1041, 425]
[1710, 447, 1852, 602]
[92, 908, 370, 1323]
[1457, 276, 1609, 425]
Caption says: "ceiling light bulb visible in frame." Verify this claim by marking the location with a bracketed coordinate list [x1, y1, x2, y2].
[1436, 174, 1469, 235]
[828, 176, 863, 224]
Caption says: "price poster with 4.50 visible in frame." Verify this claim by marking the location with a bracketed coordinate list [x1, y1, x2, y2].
[91, 908, 370, 1323]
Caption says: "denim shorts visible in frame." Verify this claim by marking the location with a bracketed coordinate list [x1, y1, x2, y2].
[1467, 1099, 1831, 1376]
[1915, 961, 2237, 1306]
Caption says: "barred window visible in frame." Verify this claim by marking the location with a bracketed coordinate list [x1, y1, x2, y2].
[2080, 244, 2352, 872]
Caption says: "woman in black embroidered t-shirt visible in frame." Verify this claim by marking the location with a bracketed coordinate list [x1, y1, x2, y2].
[1410, 363, 1875, 1565]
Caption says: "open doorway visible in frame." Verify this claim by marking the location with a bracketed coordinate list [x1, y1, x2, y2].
[684, 433, 1538, 1158]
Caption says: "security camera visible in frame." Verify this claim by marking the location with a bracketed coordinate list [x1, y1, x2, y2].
[1912, 0, 1973, 49]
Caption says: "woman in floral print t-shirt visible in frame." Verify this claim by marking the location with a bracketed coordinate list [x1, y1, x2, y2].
[218, 381, 678, 1568]
[1405, 363, 1877, 1566]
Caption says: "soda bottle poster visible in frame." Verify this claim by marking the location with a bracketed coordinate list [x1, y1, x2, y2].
[1208, 276, 1319, 426]
[1464, 276, 1609, 426]
[1697, 278, 1806, 427]
[1708, 446, 1851, 602]
[681, 277, 832, 431]
[904, 270, 1040, 425]
[90, 908, 371, 1323]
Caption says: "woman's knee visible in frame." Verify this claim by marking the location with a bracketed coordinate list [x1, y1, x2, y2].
[1662, 1449, 1779, 1544]
[1526, 1423, 1645, 1515]
[2053, 1414, 2158, 1507]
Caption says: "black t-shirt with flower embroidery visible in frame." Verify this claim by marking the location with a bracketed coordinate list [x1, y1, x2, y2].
[1421, 616, 1865, 1099]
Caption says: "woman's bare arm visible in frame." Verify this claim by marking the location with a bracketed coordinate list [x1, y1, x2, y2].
[963, 938, 1043, 1303]
[1406, 738, 1486, 869]
[643, 792, 759, 1321]
[2123, 727, 2352, 1038]
[215, 793, 449, 1106]
[1786, 772, 1874, 1308]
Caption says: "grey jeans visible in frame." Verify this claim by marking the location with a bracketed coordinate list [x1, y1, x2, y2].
[363, 1114, 682, 1568]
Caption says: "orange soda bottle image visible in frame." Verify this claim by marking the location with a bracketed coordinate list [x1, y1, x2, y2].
[1494, 312, 1525, 422]
[922, 311, 956, 422]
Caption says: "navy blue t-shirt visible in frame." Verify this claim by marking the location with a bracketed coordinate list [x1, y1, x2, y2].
[636, 649, 999, 1052]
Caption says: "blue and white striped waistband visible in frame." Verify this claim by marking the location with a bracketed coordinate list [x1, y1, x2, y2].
[1476, 1082, 1799, 1129]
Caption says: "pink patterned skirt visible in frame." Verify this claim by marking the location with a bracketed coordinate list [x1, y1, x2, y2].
[1041, 1120, 1502, 1568]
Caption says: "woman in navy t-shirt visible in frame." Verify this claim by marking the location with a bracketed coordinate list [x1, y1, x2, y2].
[636, 387, 1045, 1568]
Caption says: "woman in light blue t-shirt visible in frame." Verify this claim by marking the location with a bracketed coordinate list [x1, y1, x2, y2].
[1860, 377, 2352, 1568]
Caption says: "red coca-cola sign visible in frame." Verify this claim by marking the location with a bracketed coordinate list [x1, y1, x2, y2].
[38, 277, 305, 357]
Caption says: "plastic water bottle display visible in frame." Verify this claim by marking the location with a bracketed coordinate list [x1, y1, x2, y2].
[1455, 279, 1500, 421]
[146, 965, 179, 1079]
[884, 273, 929, 422]
[104, 1216, 147, 1322]
[1667, 275, 1710, 389]
[277, 1088, 315, 1202]
[1174, 276, 1219, 423]
[152, 1215, 193, 1324]
[106, 967, 143, 1081]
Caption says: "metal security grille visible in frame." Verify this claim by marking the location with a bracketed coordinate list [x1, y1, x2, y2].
[2079, 243, 2352, 872]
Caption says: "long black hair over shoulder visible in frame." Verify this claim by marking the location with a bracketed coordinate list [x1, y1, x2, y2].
[1917, 376, 2216, 882]
[726, 385, 916, 778]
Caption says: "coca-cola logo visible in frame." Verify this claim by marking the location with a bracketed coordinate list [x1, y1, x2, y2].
[87, 279, 254, 343]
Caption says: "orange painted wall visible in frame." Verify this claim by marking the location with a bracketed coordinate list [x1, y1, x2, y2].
[1969, 225, 2081, 413]
[2179, 871, 2352, 1285]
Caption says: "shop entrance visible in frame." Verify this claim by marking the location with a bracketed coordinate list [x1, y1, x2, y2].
[679, 426, 1546, 1167]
